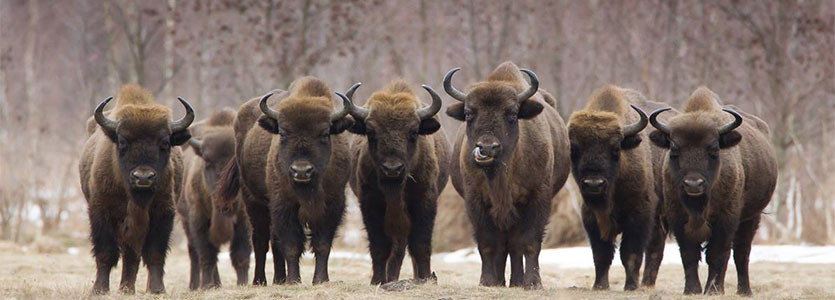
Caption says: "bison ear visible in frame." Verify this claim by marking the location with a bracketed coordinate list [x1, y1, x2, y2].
[348, 117, 367, 135]
[171, 130, 192, 146]
[330, 117, 355, 135]
[418, 118, 441, 135]
[257, 115, 280, 135]
[446, 103, 465, 121]
[649, 130, 670, 149]
[621, 135, 642, 150]
[719, 131, 742, 149]
[518, 100, 544, 120]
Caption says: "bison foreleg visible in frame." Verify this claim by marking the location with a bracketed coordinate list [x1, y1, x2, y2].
[89, 213, 119, 295]
[583, 212, 614, 290]
[470, 199, 503, 287]
[507, 248, 523, 287]
[118, 249, 141, 294]
[310, 227, 336, 285]
[704, 219, 737, 295]
[673, 222, 703, 295]
[141, 207, 174, 294]
[733, 215, 760, 297]
[271, 204, 304, 284]
[361, 192, 391, 285]
[386, 238, 408, 283]
[620, 218, 650, 291]
[406, 193, 436, 281]
[229, 213, 252, 286]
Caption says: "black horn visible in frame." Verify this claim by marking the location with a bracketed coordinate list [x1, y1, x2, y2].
[443, 68, 467, 102]
[341, 82, 369, 121]
[718, 108, 743, 134]
[622, 104, 649, 136]
[517, 69, 539, 101]
[649, 107, 672, 135]
[170, 97, 195, 133]
[188, 138, 203, 151]
[417, 85, 443, 120]
[94, 97, 118, 134]
[259, 92, 279, 120]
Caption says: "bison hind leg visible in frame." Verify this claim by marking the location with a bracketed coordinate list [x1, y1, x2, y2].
[733, 215, 760, 297]
[230, 216, 252, 286]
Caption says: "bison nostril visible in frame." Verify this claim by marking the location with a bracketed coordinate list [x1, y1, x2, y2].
[381, 161, 404, 176]
[683, 178, 705, 187]
[131, 168, 156, 180]
[582, 178, 606, 189]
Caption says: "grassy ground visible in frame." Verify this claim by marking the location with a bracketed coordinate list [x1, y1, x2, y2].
[1, 244, 833, 300]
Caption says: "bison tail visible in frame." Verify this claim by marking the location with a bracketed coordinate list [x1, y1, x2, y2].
[214, 158, 241, 205]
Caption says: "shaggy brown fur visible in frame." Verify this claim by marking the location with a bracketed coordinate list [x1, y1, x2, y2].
[567, 85, 655, 291]
[79, 84, 191, 295]
[178, 108, 251, 290]
[649, 86, 778, 296]
[446, 62, 571, 289]
[218, 77, 353, 285]
[347, 80, 450, 284]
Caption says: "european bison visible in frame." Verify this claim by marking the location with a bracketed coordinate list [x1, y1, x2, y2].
[179, 108, 251, 289]
[79, 84, 194, 294]
[444, 62, 571, 289]
[567, 85, 653, 291]
[218, 77, 354, 285]
[343, 80, 449, 284]
[648, 87, 778, 295]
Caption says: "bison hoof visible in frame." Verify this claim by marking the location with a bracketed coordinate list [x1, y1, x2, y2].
[592, 282, 609, 290]
[624, 282, 639, 291]
[737, 287, 753, 297]
[683, 285, 702, 295]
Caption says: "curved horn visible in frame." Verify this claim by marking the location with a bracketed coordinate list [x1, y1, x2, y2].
[330, 91, 351, 122]
[517, 68, 539, 101]
[417, 85, 443, 120]
[718, 108, 743, 134]
[170, 97, 195, 133]
[258, 92, 279, 120]
[94, 97, 118, 133]
[649, 107, 672, 135]
[622, 104, 649, 137]
[443, 67, 467, 102]
[188, 138, 203, 151]
[341, 83, 369, 121]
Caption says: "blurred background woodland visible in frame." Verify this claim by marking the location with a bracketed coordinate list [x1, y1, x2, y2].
[0, 0, 833, 252]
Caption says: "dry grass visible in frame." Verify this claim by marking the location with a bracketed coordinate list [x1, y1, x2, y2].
[0, 244, 833, 300]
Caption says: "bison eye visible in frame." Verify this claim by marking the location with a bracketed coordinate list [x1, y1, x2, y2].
[669, 147, 680, 159]
[117, 137, 128, 151]
[611, 147, 620, 159]
[708, 145, 720, 158]
[506, 113, 518, 123]
[160, 140, 170, 150]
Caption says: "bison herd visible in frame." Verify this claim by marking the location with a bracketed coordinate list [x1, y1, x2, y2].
[78, 61, 778, 296]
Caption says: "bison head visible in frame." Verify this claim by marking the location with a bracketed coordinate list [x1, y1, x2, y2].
[257, 91, 354, 198]
[568, 105, 648, 209]
[648, 108, 743, 215]
[343, 82, 442, 186]
[94, 96, 194, 206]
[444, 67, 543, 178]
[188, 127, 235, 194]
